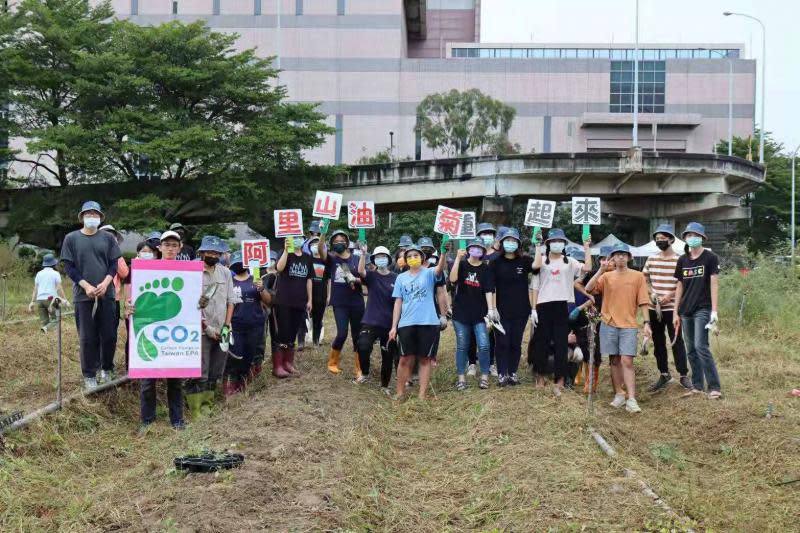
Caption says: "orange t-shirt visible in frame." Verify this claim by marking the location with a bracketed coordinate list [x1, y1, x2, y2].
[591, 269, 650, 328]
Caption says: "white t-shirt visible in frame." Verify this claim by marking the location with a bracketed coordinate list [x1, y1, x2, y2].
[530, 256, 583, 304]
[34, 268, 62, 300]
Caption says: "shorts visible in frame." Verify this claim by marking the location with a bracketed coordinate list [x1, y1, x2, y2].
[599, 323, 638, 356]
[397, 325, 439, 358]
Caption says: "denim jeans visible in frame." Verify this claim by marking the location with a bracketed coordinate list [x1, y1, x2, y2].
[681, 309, 721, 392]
[453, 320, 490, 375]
[332, 303, 365, 351]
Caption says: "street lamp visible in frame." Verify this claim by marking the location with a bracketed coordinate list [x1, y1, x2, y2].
[701, 48, 734, 156]
[632, 0, 640, 147]
[792, 143, 800, 264]
[724, 11, 766, 164]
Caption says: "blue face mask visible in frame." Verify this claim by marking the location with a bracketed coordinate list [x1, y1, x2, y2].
[549, 242, 565, 254]
[503, 240, 519, 253]
[686, 236, 703, 248]
[294, 237, 304, 248]
[481, 235, 495, 246]
[375, 257, 389, 268]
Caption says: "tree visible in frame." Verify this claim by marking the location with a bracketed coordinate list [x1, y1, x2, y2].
[1, 0, 114, 186]
[415, 89, 516, 158]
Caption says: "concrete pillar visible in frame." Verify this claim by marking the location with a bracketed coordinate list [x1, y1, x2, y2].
[480, 196, 512, 225]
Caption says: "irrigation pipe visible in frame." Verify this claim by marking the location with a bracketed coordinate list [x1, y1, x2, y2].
[0, 376, 129, 435]
[588, 427, 696, 532]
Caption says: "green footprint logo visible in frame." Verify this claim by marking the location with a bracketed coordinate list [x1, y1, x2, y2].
[133, 277, 184, 361]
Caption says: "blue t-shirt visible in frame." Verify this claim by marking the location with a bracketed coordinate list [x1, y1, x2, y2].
[392, 268, 439, 328]
[362, 270, 397, 329]
[325, 254, 364, 308]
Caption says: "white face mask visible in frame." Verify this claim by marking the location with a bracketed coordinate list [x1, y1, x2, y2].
[310, 244, 319, 255]
[549, 242, 565, 254]
[138, 252, 154, 260]
[83, 217, 101, 229]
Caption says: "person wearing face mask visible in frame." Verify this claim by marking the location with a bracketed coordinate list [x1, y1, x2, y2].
[302, 235, 328, 346]
[672, 222, 721, 400]
[125, 237, 186, 431]
[488, 228, 538, 387]
[323, 230, 365, 377]
[574, 246, 611, 394]
[99, 224, 130, 383]
[529, 228, 592, 395]
[586, 243, 651, 413]
[477, 222, 502, 262]
[450, 239, 495, 391]
[223, 251, 271, 397]
[274, 235, 314, 377]
[355, 245, 399, 391]
[389, 245, 447, 400]
[466, 223, 501, 378]
[185, 236, 237, 416]
[61, 201, 122, 390]
[393, 235, 414, 274]
[642, 224, 690, 393]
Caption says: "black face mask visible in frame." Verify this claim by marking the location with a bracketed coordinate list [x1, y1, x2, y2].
[231, 264, 246, 275]
[332, 242, 347, 254]
[203, 256, 219, 267]
[655, 240, 671, 251]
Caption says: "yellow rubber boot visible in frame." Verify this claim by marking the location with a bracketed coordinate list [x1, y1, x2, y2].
[575, 362, 584, 387]
[592, 365, 600, 394]
[582, 363, 591, 394]
[327, 349, 342, 374]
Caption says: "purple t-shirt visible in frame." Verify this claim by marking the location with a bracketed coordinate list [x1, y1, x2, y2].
[232, 275, 265, 327]
[362, 270, 397, 329]
[325, 253, 364, 308]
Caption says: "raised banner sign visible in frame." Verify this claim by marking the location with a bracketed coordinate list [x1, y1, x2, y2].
[572, 197, 602, 225]
[241, 239, 270, 268]
[274, 209, 304, 238]
[128, 259, 204, 378]
[313, 190, 343, 220]
[434, 205, 464, 238]
[348, 201, 376, 229]
[458, 211, 477, 239]
[524, 199, 557, 228]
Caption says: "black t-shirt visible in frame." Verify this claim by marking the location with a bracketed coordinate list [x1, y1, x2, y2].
[452, 260, 495, 325]
[275, 253, 314, 309]
[176, 244, 195, 261]
[675, 250, 720, 316]
[580, 269, 603, 311]
[490, 255, 533, 319]
[310, 256, 328, 305]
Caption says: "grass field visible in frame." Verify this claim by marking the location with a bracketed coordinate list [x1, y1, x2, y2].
[1, 264, 800, 532]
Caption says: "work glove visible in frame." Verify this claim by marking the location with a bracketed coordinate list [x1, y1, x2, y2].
[439, 315, 448, 331]
[530, 310, 539, 326]
[487, 308, 500, 322]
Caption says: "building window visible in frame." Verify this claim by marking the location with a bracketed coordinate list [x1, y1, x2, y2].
[130, 0, 138, 15]
[172, 1, 178, 14]
[212, 0, 219, 15]
[254, 0, 261, 15]
[610, 60, 665, 114]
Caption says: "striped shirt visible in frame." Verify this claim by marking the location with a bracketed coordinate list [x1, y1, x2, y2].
[642, 254, 679, 311]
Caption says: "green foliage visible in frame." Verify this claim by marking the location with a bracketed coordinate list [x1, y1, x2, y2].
[649, 443, 687, 469]
[415, 89, 516, 157]
[356, 148, 393, 165]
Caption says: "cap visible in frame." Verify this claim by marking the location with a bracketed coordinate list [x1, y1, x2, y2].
[41, 253, 57, 267]
[681, 222, 707, 240]
[652, 223, 676, 241]
[160, 230, 182, 242]
[545, 228, 568, 244]
[99, 225, 123, 244]
[197, 235, 227, 253]
[370, 245, 393, 265]
[78, 201, 104, 221]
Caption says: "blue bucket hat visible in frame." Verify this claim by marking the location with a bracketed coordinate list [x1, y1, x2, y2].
[230, 250, 243, 267]
[197, 235, 227, 254]
[466, 238, 487, 251]
[652, 223, 676, 241]
[681, 222, 707, 240]
[608, 243, 632, 258]
[146, 231, 162, 247]
[545, 228, 568, 244]
[309, 220, 321, 234]
[398, 235, 414, 248]
[42, 253, 57, 267]
[417, 236, 435, 249]
[568, 247, 585, 261]
[403, 244, 427, 260]
[476, 222, 496, 235]
[78, 200, 104, 221]
[500, 227, 521, 242]
[496, 225, 510, 240]
[599, 245, 613, 258]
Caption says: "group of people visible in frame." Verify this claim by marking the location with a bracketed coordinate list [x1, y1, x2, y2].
[32, 200, 723, 430]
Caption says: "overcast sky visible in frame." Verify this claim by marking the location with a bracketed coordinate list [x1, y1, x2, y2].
[480, 0, 800, 154]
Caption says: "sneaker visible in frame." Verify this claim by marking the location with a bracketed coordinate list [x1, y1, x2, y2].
[381, 387, 392, 397]
[489, 364, 499, 378]
[479, 377, 489, 389]
[83, 377, 98, 390]
[456, 381, 467, 391]
[171, 421, 186, 431]
[707, 390, 722, 400]
[625, 398, 642, 413]
[466, 364, 477, 377]
[681, 388, 705, 398]
[352, 375, 368, 385]
[508, 373, 520, 386]
[497, 375, 509, 388]
[553, 384, 563, 398]
[678, 376, 693, 390]
[610, 393, 626, 409]
[137, 423, 153, 436]
[647, 374, 672, 393]
[40, 325, 48, 333]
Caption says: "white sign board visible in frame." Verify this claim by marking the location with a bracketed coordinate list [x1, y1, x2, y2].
[274, 209, 304, 238]
[313, 190, 343, 220]
[434, 205, 464, 238]
[524, 199, 557, 228]
[572, 197, 602, 225]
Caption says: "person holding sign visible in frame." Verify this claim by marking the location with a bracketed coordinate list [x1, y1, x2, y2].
[224, 251, 271, 396]
[304, 235, 329, 346]
[356, 245, 399, 391]
[489, 228, 540, 387]
[322, 230, 365, 377]
[274, 235, 314, 378]
[586, 243, 651, 413]
[450, 239, 495, 391]
[389, 244, 447, 400]
[529, 229, 592, 395]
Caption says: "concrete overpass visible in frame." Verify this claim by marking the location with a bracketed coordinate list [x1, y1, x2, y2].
[332, 148, 765, 239]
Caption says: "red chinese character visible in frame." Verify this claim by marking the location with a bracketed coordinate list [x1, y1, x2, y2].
[243, 241, 269, 266]
[349, 202, 374, 228]
[436, 207, 463, 236]
[315, 194, 340, 218]
[277, 211, 302, 236]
